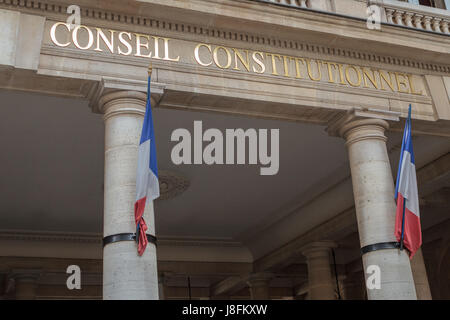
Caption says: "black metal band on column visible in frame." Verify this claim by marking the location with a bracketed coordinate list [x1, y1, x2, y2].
[103, 233, 157, 248]
[360, 242, 400, 255]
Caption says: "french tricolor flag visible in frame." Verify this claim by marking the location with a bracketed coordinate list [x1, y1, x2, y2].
[134, 73, 160, 256]
[394, 105, 421, 259]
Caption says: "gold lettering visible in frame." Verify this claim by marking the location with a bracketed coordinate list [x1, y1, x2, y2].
[152, 36, 162, 59]
[362, 68, 379, 89]
[233, 48, 250, 71]
[266, 53, 282, 75]
[95, 28, 115, 53]
[213, 46, 232, 69]
[135, 33, 152, 58]
[322, 61, 338, 83]
[194, 43, 212, 66]
[72, 25, 94, 50]
[337, 64, 346, 85]
[407, 74, 423, 95]
[305, 59, 322, 81]
[162, 37, 180, 62]
[345, 65, 362, 87]
[282, 56, 293, 77]
[49, 23, 426, 97]
[379, 71, 395, 91]
[118, 32, 132, 56]
[293, 58, 305, 79]
[395, 72, 410, 94]
[252, 52, 265, 74]
[50, 22, 71, 47]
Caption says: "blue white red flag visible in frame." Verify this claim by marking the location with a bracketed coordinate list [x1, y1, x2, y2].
[134, 74, 159, 256]
[394, 105, 421, 259]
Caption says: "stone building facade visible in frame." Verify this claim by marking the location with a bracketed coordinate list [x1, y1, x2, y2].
[0, 0, 449, 300]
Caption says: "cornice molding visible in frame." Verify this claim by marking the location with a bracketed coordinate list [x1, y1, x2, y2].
[326, 108, 400, 137]
[1, 0, 450, 74]
[88, 76, 165, 113]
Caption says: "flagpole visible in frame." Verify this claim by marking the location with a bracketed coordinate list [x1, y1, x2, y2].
[400, 197, 407, 250]
[399, 105, 412, 252]
[148, 63, 153, 77]
[135, 63, 154, 251]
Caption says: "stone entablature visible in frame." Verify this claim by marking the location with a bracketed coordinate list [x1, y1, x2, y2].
[0, 0, 449, 70]
[0, 0, 449, 128]
[46, 21, 428, 95]
[37, 16, 444, 124]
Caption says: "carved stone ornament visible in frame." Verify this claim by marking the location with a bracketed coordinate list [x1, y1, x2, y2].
[157, 170, 190, 200]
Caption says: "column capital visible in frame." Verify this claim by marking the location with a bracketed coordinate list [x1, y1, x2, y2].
[9, 269, 42, 300]
[98, 90, 148, 120]
[88, 76, 165, 114]
[327, 108, 399, 146]
[301, 241, 337, 258]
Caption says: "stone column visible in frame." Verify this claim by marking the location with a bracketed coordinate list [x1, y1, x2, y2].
[301, 241, 337, 300]
[98, 90, 159, 300]
[328, 109, 416, 300]
[11, 270, 41, 300]
[247, 273, 273, 300]
[411, 248, 432, 300]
